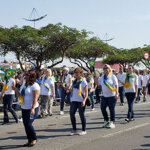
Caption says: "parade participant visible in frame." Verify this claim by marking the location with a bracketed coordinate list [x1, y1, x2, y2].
[143, 70, 149, 102]
[98, 64, 118, 129]
[60, 67, 72, 115]
[12, 71, 40, 147]
[39, 69, 55, 117]
[135, 70, 143, 103]
[0, 70, 18, 125]
[94, 71, 101, 104]
[124, 65, 138, 122]
[86, 72, 95, 110]
[116, 66, 125, 106]
[69, 67, 88, 136]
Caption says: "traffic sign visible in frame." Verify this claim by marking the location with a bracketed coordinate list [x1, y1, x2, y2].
[144, 52, 149, 60]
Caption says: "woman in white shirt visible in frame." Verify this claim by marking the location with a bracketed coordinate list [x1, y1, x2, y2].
[98, 64, 118, 129]
[60, 67, 72, 115]
[0, 74, 18, 125]
[123, 65, 138, 122]
[69, 67, 88, 136]
[39, 69, 55, 117]
[13, 71, 40, 147]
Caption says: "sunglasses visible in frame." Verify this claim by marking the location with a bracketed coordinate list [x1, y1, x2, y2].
[103, 67, 109, 70]
[25, 73, 30, 76]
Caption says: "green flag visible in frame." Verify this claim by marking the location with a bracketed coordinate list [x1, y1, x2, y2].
[89, 60, 95, 67]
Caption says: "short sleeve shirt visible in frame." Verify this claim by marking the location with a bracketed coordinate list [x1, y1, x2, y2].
[98, 74, 118, 97]
[71, 79, 87, 102]
[4, 78, 16, 95]
[20, 82, 40, 109]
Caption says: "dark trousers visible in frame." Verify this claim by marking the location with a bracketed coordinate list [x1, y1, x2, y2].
[95, 88, 101, 103]
[136, 88, 141, 101]
[70, 102, 86, 131]
[22, 107, 39, 143]
[125, 93, 135, 120]
[60, 88, 71, 111]
[100, 96, 116, 122]
[89, 91, 95, 109]
[119, 86, 124, 103]
[3, 94, 18, 123]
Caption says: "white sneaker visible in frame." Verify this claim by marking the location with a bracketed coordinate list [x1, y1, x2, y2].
[78, 131, 87, 136]
[102, 121, 109, 128]
[91, 108, 95, 111]
[107, 121, 115, 129]
[60, 111, 64, 115]
[18, 118, 23, 122]
[69, 130, 78, 136]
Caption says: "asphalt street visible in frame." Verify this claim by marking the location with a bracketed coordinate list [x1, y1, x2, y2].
[0, 97, 150, 150]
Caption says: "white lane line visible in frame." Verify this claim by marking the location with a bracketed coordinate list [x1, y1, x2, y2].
[60, 110, 98, 119]
[136, 102, 150, 105]
[102, 123, 150, 138]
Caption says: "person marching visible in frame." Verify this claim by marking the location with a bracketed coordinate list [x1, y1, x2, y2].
[98, 64, 119, 129]
[124, 65, 138, 122]
[13, 71, 40, 147]
[0, 70, 18, 125]
[69, 67, 88, 136]
[39, 69, 55, 117]
[116, 66, 125, 106]
[60, 67, 72, 115]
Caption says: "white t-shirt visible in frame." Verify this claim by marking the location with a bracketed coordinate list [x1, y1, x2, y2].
[98, 74, 118, 97]
[87, 77, 94, 89]
[71, 79, 87, 102]
[62, 74, 72, 87]
[138, 75, 143, 88]
[124, 74, 138, 93]
[4, 78, 16, 95]
[143, 75, 149, 87]
[116, 72, 126, 87]
[20, 82, 40, 109]
[40, 76, 54, 96]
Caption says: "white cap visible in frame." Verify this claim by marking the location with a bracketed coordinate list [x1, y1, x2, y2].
[63, 67, 69, 72]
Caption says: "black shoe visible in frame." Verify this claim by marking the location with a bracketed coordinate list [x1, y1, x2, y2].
[23, 142, 30, 147]
[125, 118, 130, 122]
[130, 118, 135, 121]
[49, 114, 53, 116]
[1, 122, 9, 125]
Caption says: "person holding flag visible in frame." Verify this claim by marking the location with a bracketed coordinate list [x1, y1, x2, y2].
[98, 64, 118, 129]
[0, 69, 18, 125]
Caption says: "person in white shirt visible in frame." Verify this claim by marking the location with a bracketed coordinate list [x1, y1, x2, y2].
[123, 65, 138, 122]
[98, 64, 119, 129]
[0, 74, 18, 125]
[39, 69, 55, 117]
[13, 71, 40, 147]
[135, 70, 143, 103]
[86, 72, 95, 110]
[142, 70, 149, 101]
[69, 67, 88, 136]
[60, 67, 72, 115]
[116, 67, 125, 106]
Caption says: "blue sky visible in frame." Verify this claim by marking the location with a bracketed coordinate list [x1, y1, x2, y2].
[1, 0, 150, 63]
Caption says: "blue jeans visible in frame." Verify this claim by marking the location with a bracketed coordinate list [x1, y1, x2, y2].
[119, 86, 125, 103]
[125, 93, 135, 120]
[89, 92, 95, 109]
[100, 96, 116, 122]
[95, 88, 101, 103]
[70, 102, 86, 131]
[3, 94, 18, 123]
[22, 107, 39, 142]
[136, 88, 141, 101]
[60, 88, 71, 111]
[148, 83, 150, 94]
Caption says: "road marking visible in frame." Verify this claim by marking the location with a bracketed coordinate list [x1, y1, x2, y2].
[136, 102, 150, 105]
[102, 123, 150, 138]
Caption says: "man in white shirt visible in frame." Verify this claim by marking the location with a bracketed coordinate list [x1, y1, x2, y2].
[135, 70, 143, 103]
[116, 67, 125, 106]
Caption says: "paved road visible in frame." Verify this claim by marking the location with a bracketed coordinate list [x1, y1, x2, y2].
[0, 97, 150, 150]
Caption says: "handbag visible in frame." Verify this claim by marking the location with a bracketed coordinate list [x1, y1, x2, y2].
[81, 93, 91, 106]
